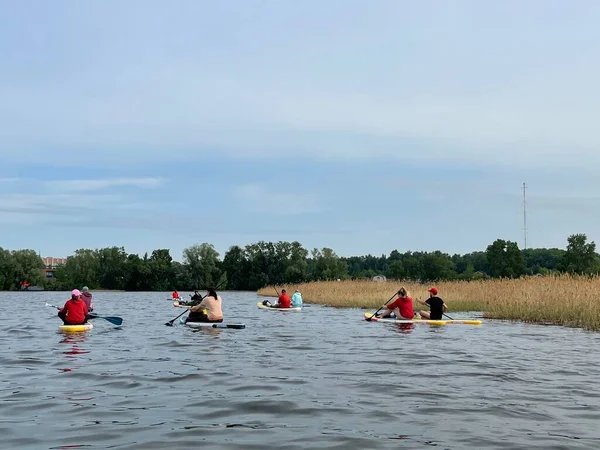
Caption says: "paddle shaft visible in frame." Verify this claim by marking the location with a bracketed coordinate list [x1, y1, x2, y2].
[365, 291, 398, 321]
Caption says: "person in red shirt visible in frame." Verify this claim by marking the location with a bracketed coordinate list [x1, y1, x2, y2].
[172, 290, 180, 299]
[58, 289, 89, 325]
[262, 289, 291, 308]
[377, 287, 414, 319]
[276, 289, 291, 308]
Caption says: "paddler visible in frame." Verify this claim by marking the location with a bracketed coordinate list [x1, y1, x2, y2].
[172, 289, 180, 300]
[81, 286, 93, 312]
[416, 287, 447, 320]
[291, 289, 303, 307]
[261, 289, 291, 308]
[58, 289, 90, 325]
[377, 287, 414, 319]
[186, 288, 224, 323]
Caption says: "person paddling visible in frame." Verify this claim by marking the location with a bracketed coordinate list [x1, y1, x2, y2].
[262, 289, 291, 308]
[291, 289, 303, 307]
[376, 287, 414, 319]
[417, 287, 447, 320]
[81, 286, 93, 312]
[58, 289, 90, 325]
[172, 290, 180, 300]
[186, 288, 224, 323]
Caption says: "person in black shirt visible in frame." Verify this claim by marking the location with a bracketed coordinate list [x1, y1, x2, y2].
[417, 287, 447, 320]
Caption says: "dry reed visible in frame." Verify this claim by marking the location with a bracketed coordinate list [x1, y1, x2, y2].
[257, 275, 600, 331]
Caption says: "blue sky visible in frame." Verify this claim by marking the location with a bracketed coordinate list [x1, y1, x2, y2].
[1, 0, 600, 261]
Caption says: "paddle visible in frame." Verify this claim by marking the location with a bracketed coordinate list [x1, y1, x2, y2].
[365, 291, 398, 321]
[45, 303, 123, 326]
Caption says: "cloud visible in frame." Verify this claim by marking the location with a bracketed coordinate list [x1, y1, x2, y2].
[233, 183, 323, 215]
[1, 2, 600, 168]
[44, 177, 164, 192]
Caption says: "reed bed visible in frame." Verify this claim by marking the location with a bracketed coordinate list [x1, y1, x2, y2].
[257, 275, 600, 331]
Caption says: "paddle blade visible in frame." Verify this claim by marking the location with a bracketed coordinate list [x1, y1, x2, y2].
[101, 316, 123, 326]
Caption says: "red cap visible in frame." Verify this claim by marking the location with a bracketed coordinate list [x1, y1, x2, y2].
[428, 287, 438, 295]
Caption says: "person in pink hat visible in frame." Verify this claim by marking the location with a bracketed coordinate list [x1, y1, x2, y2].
[58, 289, 90, 325]
[416, 287, 447, 320]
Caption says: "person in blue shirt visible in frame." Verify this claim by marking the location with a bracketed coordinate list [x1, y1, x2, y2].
[291, 290, 303, 307]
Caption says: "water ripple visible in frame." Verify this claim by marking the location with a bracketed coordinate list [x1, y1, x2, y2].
[1, 291, 600, 449]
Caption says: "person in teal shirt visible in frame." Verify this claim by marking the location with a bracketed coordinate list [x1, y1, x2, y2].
[291, 290, 303, 307]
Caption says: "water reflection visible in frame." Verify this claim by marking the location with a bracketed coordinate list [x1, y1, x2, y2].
[391, 323, 415, 334]
[57, 333, 89, 372]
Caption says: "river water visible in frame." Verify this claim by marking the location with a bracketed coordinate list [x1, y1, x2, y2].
[1, 291, 599, 449]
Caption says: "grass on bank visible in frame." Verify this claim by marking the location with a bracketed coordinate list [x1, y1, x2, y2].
[257, 275, 600, 331]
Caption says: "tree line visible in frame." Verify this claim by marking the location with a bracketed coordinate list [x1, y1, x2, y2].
[0, 233, 597, 291]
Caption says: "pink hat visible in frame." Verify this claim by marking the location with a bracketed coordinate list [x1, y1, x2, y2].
[71, 289, 81, 296]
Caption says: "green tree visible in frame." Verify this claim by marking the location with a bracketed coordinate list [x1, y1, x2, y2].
[485, 239, 525, 278]
[61, 249, 100, 288]
[387, 260, 405, 279]
[147, 249, 175, 291]
[222, 245, 250, 290]
[310, 248, 348, 281]
[10, 250, 44, 290]
[183, 243, 222, 289]
[285, 241, 309, 283]
[420, 251, 456, 281]
[96, 246, 128, 290]
[0, 248, 13, 290]
[562, 233, 597, 274]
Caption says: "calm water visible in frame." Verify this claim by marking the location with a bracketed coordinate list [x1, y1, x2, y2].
[1, 291, 599, 449]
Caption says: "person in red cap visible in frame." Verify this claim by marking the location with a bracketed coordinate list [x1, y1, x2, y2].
[58, 289, 90, 325]
[416, 287, 447, 320]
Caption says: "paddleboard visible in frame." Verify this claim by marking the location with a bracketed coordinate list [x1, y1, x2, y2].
[59, 323, 94, 332]
[364, 312, 482, 325]
[179, 317, 245, 329]
[257, 301, 302, 311]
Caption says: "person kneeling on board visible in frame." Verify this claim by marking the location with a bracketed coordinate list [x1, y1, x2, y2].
[376, 287, 414, 319]
[58, 289, 90, 325]
[262, 289, 291, 308]
[416, 287, 447, 320]
[186, 288, 224, 323]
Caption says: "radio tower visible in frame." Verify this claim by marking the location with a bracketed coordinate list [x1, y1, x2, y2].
[522, 182, 527, 249]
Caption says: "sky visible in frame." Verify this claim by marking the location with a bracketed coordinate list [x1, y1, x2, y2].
[1, 0, 600, 261]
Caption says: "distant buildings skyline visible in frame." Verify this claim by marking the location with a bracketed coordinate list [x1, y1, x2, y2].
[42, 256, 67, 268]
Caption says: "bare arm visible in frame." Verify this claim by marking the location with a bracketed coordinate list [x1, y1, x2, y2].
[190, 298, 207, 312]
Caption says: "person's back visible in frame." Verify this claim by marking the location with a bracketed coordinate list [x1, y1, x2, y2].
[291, 291, 303, 307]
[426, 296, 445, 320]
[201, 294, 223, 321]
[59, 289, 89, 325]
[188, 289, 223, 322]
[81, 286, 93, 311]
[278, 291, 291, 308]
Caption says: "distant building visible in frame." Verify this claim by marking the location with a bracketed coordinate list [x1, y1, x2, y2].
[43, 257, 67, 268]
[42, 256, 67, 278]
